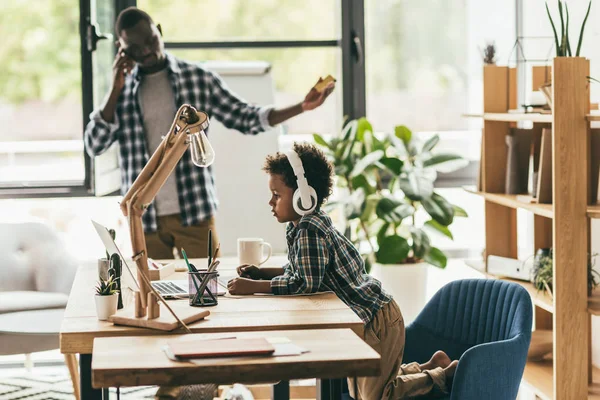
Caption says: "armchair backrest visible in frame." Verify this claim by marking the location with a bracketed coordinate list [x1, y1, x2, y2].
[405, 279, 533, 362]
[0, 222, 78, 294]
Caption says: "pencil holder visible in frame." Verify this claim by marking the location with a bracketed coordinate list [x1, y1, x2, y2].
[188, 270, 219, 307]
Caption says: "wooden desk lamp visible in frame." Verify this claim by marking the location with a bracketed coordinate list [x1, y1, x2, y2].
[109, 104, 213, 331]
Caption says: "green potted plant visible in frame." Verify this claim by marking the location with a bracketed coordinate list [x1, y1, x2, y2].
[314, 119, 468, 320]
[94, 275, 119, 321]
[531, 248, 600, 297]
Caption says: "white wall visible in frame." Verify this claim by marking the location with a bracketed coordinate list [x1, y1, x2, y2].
[204, 61, 286, 257]
[522, 0, 600, 367]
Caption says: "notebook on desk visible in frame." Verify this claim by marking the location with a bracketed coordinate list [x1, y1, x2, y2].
[166, 337, 275, 359]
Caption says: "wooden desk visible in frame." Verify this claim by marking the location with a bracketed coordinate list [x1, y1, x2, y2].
[92, 328, 380, 400]
[60, 256, 363, 399]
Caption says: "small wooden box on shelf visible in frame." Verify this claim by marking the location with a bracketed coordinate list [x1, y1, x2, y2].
[465, 59, 600, 399]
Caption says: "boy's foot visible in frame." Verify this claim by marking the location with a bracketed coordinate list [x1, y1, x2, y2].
[444, 360, 459, 380]
[420, 350, 452, 370]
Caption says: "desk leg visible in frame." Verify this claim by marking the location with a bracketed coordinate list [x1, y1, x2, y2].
[272, 380, 290, 400]
[318, 378, 344, 400]
[80, 354, 102, 400]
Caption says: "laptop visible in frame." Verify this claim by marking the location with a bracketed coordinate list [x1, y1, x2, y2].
[91, 220, 227, 298]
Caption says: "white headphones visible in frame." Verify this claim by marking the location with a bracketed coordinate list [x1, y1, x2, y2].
[285, 150, 318, 216]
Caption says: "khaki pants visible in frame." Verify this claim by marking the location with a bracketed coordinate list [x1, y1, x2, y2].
[145, 214, 219, 259]
[350, 301, 448, 399]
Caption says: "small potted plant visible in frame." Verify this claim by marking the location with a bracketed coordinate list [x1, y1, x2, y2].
[532, 248, 600, 297]
[94, 275, 119, 321]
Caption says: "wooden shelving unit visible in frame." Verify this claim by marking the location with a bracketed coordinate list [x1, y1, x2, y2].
[467, 61, 597, 399]
[464, 112, 600, 123]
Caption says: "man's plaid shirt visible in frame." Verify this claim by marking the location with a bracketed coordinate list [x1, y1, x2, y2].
[271, 210, 392, 324]
[84, 53, 272, 232]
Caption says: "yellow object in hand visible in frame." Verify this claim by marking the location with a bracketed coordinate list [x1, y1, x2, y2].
[314, 75, 336, 92]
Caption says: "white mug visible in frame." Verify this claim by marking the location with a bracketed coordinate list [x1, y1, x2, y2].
[238, 238, 272, 266]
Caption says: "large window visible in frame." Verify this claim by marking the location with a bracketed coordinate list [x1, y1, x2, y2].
[0, 1, 84, 189]
[139, 0, 346, 136]
[365, 0, 468, 132]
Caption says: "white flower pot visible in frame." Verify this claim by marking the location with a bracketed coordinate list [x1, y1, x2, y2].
[95, 293, 119, 321]
[369, 262, 429, 324]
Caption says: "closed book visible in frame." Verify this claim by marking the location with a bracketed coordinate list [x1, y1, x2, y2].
[167, 338, 275, 359]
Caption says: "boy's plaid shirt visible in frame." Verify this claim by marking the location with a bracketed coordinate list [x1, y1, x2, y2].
[84, 53, 272, 232]
[271, 210, 392, 324]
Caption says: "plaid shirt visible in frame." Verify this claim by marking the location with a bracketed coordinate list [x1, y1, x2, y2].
[271, 210, 392, 324]
[84, 53, 272, 232]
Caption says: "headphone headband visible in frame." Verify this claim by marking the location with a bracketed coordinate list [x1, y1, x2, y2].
[285, 150, 313, 210]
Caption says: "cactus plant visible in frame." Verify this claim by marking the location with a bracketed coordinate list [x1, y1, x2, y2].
[109, 253, 123, 309]
[104, 229, 116, 260]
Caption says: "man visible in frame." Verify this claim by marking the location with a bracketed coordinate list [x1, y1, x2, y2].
[84, 7, 335, 259]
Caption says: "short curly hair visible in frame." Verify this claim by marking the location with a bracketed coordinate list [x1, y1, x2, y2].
[115, 7, 154, 36]
[263, 142, 333, 208]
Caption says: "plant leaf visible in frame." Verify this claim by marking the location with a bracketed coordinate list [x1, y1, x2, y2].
[376, 235, 410, 264]
[576, 0, 591, 57]
[422, 153, 463, 168]
[344, 187, 366, 219]
[376, 196, 415, 223]
[377, 222, 390, 245]
[422, 135, 440, 153]
[360, 194, 381, 222]
[394, 125, 412, 145]
[421, 192, 455, 226]
[452, 204, 468, 218]
[424, 219, 454, 240]
[411, 228, 431, 259]
[425, 247, 447, 268]
[379, 157, 404, 175]
[558, 0, 565, 53]
[546, 2, 560, 57]
[356, 117, 373, 141]
[399, 169, 435, 201]
[349, 150, 385, 178]
[565, 3, 571, 56]
[313, 133, 330, 149]
[351, 174, 377, 195]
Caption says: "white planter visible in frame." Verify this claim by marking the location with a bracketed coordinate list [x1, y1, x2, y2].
[95, 294, 119, 321]
[369, 262, 429, 324]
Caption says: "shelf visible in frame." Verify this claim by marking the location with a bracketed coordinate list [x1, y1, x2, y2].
[465, 189, 554, 218]
[464, 260, 600, 316]
[463, 112, 552, 123]
[463, 112, 600, 123]
[465, 189, 600, 220]
[589, 290, 600, 316]
[522, 359, 600, 399]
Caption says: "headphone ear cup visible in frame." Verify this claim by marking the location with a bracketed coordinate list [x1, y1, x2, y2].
[293, 186, 318, 216]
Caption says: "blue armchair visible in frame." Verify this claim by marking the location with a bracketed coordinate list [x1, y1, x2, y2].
[403, 279, 533, 400]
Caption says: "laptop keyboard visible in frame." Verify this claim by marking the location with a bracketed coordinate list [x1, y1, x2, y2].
[153, 281, 186, 295]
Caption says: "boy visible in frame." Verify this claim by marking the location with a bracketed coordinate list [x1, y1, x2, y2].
[227, 142, 458, 399]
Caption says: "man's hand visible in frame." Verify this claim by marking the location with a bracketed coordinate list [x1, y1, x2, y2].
[301, 78, 335, 111]
[112, 42, 134, 93]
[237, 264, 262, 280]
[228, 277, 260, 295]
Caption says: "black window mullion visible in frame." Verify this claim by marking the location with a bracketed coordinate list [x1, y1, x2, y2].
[165, 40, 340, 50]
[341, 0, 366, 120]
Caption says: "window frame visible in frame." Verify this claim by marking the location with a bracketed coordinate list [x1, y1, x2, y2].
[0, 0, 366, 199]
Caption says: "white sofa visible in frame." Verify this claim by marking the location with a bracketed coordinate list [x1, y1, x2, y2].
[0, 221, 79, 399]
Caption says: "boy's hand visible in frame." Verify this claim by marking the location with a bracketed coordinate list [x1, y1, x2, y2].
[227, 277, 259, 295]
[237, 264, 262, 280]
